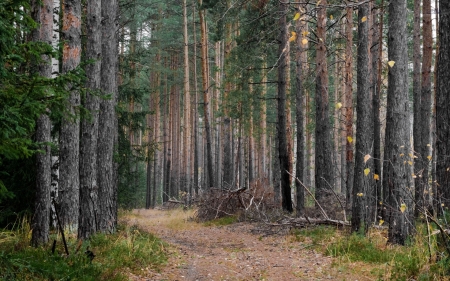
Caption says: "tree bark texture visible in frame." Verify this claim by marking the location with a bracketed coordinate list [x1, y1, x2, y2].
[415, 0, 432, 217]
[59, 0, 81, 230]
[98, 0, 118, 233]
[79, 0, 101, 240]
[436, 1, 450, 209]
[295, 3, 307, 215]
[315, 0, 334, 207]
[277, 0, 293, 212]
[31, 0, 53, 246]
[384, 0, 414, 245]
[352, 1, 373, 233]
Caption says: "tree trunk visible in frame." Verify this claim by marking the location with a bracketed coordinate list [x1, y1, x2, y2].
[199, 1, 214, 189]
[183, 0, 192, 197]
[79, 0, 101, 239]
[436, 1, 450, 210]
[352, 0, 372, 233]
[315, 0, 334, 208]
[295, 3, 307, 215]
[59, 0, 81, 231]
[384, 0, 413, 245]
[31, 0, 53, 246]
[277, 0, 293, 212]
[98, 0, 118, 233]
[344, 3, 354, 207]
[415, 0, 432, 218]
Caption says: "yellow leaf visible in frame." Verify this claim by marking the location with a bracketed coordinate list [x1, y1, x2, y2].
[427, 155, 432, 160]
[374, 174, 379, 180]
[361, 16, 367, 23]
[409, 153, 413, 158]
[400, 153, 404, 157]
[412, 173, 417, 178]
[427, 143, 431, 147]
[316, 0, 322, 6]
[330, 14, 334, 20]
[302, 38, 308, 45]
[335, 102, 342, 109]
[302, 31, 309, 37]
[364, 154, 371, 163]
[388, 60, 396, 67]
[364, 168, 370, 176]
[293, 13, 300, 21]
[408, 161, 413, 166]
[357, 193, 364, 197]
[442, 203, 445, 207]
[379, 201, 383, 205]
[347, 136, 353, 143]
[379, 219, 384, 226]
[289, 31, 297, 42]
[400, 203, 407, 213]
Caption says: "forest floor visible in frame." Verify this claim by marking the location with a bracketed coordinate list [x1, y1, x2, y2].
[120, 208, 381, 281]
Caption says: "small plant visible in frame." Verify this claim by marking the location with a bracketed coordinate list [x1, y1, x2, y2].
[203, 215, 238, 227]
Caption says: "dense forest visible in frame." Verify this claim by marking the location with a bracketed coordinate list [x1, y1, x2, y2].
[1, 0, 450, 253]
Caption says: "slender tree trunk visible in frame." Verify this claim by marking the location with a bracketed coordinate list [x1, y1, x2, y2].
[183, 0, 191, 197]
[98, 0, 118, 233]
[193, 5, 199, 195]
[315, 0, 334, 207]
[59, 0, 81, 230]
[436, 1, 450, 209]
[199, 1, 214, 189]
[295, 3, 307, 215]
[384, 0, 413, 245]
[79, 0, 101, 239]
[31, 0, 53, 246]
[352, 0, 372, 233]
[344, 3, 354, 207]
[416, 0, 432, 217]
[277, 0, 293, 212]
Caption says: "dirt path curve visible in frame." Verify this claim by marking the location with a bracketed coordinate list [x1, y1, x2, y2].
[121, 209, 375, 281]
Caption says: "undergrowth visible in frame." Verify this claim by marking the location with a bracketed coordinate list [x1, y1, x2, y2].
[291, 225, 450, 280]
[0, 220, 167, 280]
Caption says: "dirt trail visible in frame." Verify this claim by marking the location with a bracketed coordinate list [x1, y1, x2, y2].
[121, 209, 376, 281]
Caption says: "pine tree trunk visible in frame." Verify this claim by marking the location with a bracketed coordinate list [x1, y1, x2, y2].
[384, 0, 413, 245]
[415, 0, 432, 217]
[344, 3, 354, 207]
[352, 0, 372, 233]
[79, 0, 101, 239]
[295, 3, 307, 215]
[199, 1, 214, 189]
[183, 0, 192, 197]
[98, 0, 118, 233]
[31, 0, 53, 246]
[277, 0, 293, 212]
[436, 1, 450, 209]
[315, 0, 334, 207]
[59, 0, 81, 230]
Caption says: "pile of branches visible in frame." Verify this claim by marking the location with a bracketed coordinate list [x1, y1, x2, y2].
[195, 182, 276, 222]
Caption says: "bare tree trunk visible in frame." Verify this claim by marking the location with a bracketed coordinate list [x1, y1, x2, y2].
[352, 0, 372, 233]
[199, 1, 214, 189]
[183, 0, 191, 197]
[415, 0, 432, 217]
[295, 3, 307, 215]
[98, 0, 118, 233]
[79, 0, 101, 239]
[384, 0, 413, 245]
[59, 0, 81, 231]
[315, 0, 334, 207]
[277, 0, 293, 212]
[344, 3, 354, 207]
[436, 1, 450, 210]
[31, 0, 53, 246]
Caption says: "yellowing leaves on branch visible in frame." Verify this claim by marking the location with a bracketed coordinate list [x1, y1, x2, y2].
[361, 16, 367, 23]
[388, 60, 396, 67]
[289, 31, 296, 42]
[335, 102, 342, 109]
[347, 136, 353, 143]
[293, 13, 300, 21]
[400, 203, 407, 213]
[364, 154, 371, 163]
[364, 168, 370, 176]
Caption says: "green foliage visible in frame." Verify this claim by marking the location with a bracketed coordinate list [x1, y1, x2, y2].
[0, 223, 167, 280]
[203, 215, 238, 226]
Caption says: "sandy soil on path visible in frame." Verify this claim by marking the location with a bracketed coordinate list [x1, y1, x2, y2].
[121, 208, 378, 281]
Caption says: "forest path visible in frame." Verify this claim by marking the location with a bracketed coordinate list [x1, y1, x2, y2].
[121, 208, 376, 281]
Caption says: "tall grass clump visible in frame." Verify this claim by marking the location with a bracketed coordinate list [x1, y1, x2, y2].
[0, 219, 167, 280]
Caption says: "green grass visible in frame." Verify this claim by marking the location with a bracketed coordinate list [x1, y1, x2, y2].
[0, 223, 167, 280]
[290, 225, 450, 280]
[203, 215, 238, 226]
